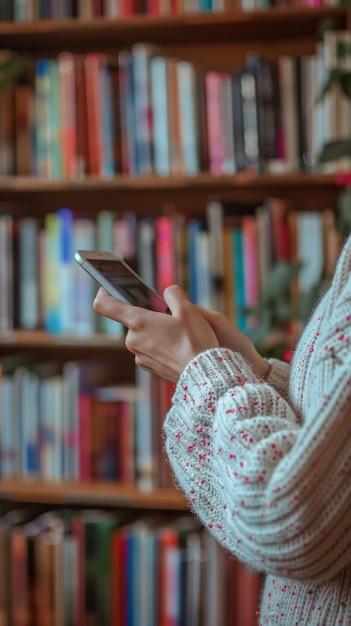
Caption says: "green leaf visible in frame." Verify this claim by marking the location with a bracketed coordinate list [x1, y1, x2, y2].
[318, 68, 342, 101]
[317, 17, 336, 38]
[337, 188, 351, 237]
[318, 139, 351, 164]
[339, 72, 351, 99]
[260, 262, 300, 301]
[0, 57, 21, 90]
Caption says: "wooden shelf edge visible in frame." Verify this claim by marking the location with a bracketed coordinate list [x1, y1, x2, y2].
[0, 172, 344, 194]
[0, 330, 126, 349]
[0, 480, 187, 510]
[0, 7, 347, 49]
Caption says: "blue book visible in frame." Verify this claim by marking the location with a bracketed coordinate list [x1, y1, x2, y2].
[188, 219, 206, 305]
[101, 67, 115, 177]
[200, 0, 212, 10]
[233, 227, 247, 332]
[58, 208, 75, 333]
[35, 59, 52, 179]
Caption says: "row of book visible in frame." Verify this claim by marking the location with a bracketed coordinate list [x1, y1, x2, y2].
[0, 198, 344, 336]
[0, 0, 231, 21]
[0, 508, 261, 626]
[1, 30, 350, 180]
[0, 0, 341, 21]
[0, 354, 175, 489]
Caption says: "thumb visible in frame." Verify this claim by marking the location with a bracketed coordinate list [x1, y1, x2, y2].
[163, 284, 192, 316]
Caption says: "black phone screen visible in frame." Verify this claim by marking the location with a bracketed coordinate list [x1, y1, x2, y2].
[90, 259, 168, 313]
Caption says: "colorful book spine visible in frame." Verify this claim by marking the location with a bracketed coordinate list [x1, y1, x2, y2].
[150, 56, 170, 176]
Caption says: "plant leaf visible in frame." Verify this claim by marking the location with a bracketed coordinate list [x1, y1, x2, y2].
[339, 72, 351, 99]
[318, 139, 351, 164]
[318, 68, 342, 101]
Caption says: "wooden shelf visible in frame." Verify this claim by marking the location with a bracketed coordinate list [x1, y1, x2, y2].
[0, 172, 344, 193]
[0, 479, 187, 510]
[0, 7, 347, 52]
[0, 330, 126, 350]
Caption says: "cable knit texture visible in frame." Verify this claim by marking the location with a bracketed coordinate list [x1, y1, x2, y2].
[163, 235, 351, 625]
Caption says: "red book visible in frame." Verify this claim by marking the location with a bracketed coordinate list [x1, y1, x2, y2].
[148, 0, 161, 13]
[154, 215, 177, 295]
[58, 52, 78, 179]
[110, 528, 128, 626]
[78, 392, 92, 481]
[84, 53, 105, 176]
[14, 78, 35, 175]
[122, 0, 137, 15]
[75, 55, 89, 178]
[157, 526, 179, 626]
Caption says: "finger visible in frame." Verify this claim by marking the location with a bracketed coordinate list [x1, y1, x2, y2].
[163, 284, 194, 316]
[93, 288, 137, 327]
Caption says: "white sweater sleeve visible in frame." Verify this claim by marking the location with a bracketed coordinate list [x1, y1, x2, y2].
[164, 341, 351, 583]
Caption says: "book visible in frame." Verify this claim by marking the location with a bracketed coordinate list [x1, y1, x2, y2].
[18, 217, 40, 330]
[297, 211, 324, 295]
[177, 60, 200, 175]
[154, 215, 177, 294]
[14, 72, 35, 175]
[0, 214, 14, 331]
[150, 56, 170, 176]
[118, 49, 138, 175]
[205, 71, 224, 175]
[58, 52, 78, 179]
[43, 212, 61, 334]
[84, 53, 105, 176]
[72, 217, 97, 335]
[131, 43, 154, 175]
[57, 207, 75, 334]
[278, 56, 299, 172]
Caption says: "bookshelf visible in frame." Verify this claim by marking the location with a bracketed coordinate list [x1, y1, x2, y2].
[0, 6, 349, 625]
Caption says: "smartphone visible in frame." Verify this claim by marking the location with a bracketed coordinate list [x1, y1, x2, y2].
[74, 250, 170, 314]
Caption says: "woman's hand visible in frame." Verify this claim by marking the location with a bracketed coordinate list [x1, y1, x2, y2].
[198, 307, 271, 379]
[93, 284, 219, 383]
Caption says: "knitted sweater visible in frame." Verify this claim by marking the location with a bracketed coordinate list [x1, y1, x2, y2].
[163, 235, 351, 625]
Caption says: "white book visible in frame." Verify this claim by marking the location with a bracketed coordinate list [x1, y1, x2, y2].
[203, 535, 226, 626]
[297, 212, 324, 294]
[194, 230, 212, 309]
[151, 57, 171, 176]
[72, 218, 97, 335]
[62, 361, 80, 481]
[185, 532, 202, 626]
[18, 218, 40, 330]
[135, 366, 155, 491]
[39, 376, 63, 481]
[177, 61, 200, 175]
[105, 0, 122, 16]
[14, 0, 30, 20]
